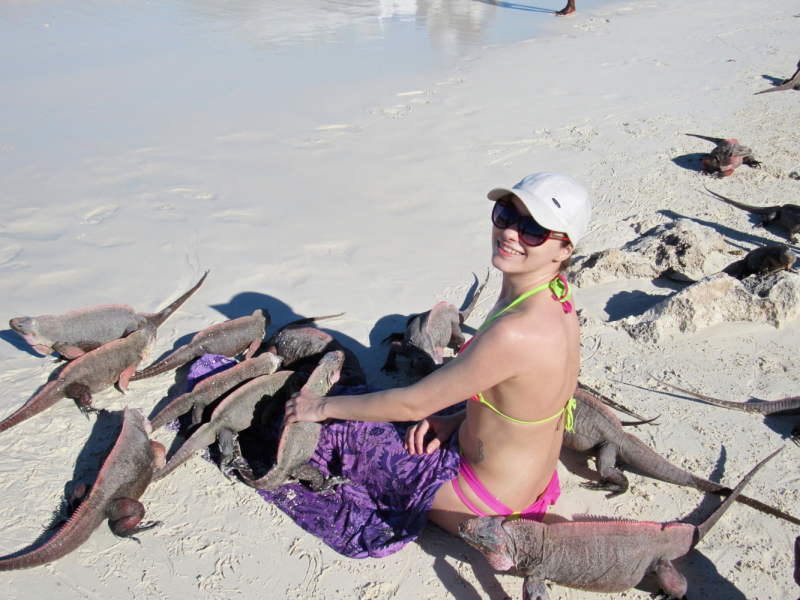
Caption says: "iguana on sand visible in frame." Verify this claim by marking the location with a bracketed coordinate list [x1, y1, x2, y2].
[707, 187, 800, 243]
[131, 309, 269, 381]
[148, 352, 283, 431]
[722, 244, 796, 279]
[652, 377, 800, 441]
[151, 369, 304, 480]
[566, 388, 800, 525]
[263, 314, 367, 386]
[237, 351, 347, 492]
[686, 133, 761, 177]
[0, 327, 156, 434]
[10, 271, 207, 359]
[755, 60, 800, 95]
[382, 272, 489, 375]
[459, 448, 781, 600]
[0, 407, 164, 570]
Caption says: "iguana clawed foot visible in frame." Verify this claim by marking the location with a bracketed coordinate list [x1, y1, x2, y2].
[579, 480, 628, 498]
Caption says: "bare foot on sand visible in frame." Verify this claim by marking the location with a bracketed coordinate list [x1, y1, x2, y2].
[555, 1, 576, 16]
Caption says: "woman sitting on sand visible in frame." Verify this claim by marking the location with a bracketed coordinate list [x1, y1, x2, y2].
[237, 173, 591, 556]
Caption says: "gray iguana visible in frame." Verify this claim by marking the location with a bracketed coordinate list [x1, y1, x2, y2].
[263, 314, 367, 386]
[236, 351, 347, 492]
[0, 327, 156, 433]
[652, 377, 800, 441]
[755, 60, 800, 95]
[459, 448, 781, 600]
[148, 352, 283, 431]
[131, 309, 270, 381]
[707, 187, 800, 243]
[9, 271, 207, 359]
[151, 369, 304, 480]
[382, 271, 489, 375]
[0, 407, 164, 570]
[566, 388, 800, 525]
[721, 244, 796, 279]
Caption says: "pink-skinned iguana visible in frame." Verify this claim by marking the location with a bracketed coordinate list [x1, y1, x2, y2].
[0, 327, 156, 434]
[9, 271, 207, 359]
[0, 407, 164, 570]
[459, 448, 782, 600]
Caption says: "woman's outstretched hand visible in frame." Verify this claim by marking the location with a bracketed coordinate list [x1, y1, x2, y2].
[404, 413, 461, 456]
[284, 389, 327, 425]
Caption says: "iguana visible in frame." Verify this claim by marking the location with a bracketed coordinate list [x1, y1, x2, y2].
[148, 352, 283, 431]
[565, 388, 800, 525]
[237, 351, 347, 492]
[722, 244, 796, 279]
[9, 271, 207, 359]
[686, 133, 761, 177]
[0, 327, 156, 433]
[0, 407, 164, 570]
[652, 376, 800, 441]
[459, 448, 781, 600]
[263, 314, 367, 386]
[707, 187, 800, 243]
[151, 369, 303, 480]
[755, 60, 800, 95]
[131, 309, 270, 381]
[382, 271, 489, 375]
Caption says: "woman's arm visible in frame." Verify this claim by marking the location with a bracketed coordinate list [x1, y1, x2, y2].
[283, 318, 530, 424]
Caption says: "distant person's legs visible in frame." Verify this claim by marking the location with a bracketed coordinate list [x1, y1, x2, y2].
[555, 0, 575, 16]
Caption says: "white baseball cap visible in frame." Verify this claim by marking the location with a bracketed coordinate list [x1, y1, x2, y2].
[487, 173, 592, 245]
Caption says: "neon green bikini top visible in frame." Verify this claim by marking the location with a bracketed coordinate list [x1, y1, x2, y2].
[461, 275, 576, 432]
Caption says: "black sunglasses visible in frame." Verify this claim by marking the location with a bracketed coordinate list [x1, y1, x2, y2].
[491, 201, 569, 247]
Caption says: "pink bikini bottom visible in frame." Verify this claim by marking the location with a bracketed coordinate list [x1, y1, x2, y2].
[452, 458, 560, 521]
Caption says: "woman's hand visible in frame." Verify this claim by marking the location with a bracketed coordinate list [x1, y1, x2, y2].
[283, 389, 327, 425]
[404, 413, 462, 456]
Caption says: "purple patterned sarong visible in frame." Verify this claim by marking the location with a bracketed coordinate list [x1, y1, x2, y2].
[183, 355, 461, 559]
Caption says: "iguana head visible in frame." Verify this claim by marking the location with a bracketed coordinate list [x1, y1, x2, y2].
[459, 516, 517, 570]
[9, 316, 53, 355]
[305, 350, 345, 395]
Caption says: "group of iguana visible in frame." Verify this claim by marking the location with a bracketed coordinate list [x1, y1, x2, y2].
[1, 271, 797, 599]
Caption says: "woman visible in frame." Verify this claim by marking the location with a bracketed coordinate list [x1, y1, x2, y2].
[279, 172, 591, 552]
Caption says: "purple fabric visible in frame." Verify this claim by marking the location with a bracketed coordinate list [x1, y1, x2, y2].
[183, 354, 461, 559]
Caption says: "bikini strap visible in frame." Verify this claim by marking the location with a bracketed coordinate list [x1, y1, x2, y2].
[563, 396, 576, 433]
[480, 276, 573, 332]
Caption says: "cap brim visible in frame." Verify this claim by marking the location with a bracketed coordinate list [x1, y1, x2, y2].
[487, 187, 570, 239]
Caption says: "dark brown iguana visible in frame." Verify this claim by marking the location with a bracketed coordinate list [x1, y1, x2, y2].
[707, 187, 800, 243]
[722, 244, 796, 279]
[148, 352, 283, 431]
[755, 60, 800, 95]
[0, 327, 156, 434]
[382, 271, 489, 375]
[151, 369, 304, 480]
[9, 272, 207, 359]
[0, 407, 164, 570]
[686, 133, 761, 177]
[263, 314, 367, 386]
[652, 377, 800, 441]
[131, 309, 270, 381]
[565, 388, 800, 525]
[459, 448, 781, 600]
[237, 351, 347, 492]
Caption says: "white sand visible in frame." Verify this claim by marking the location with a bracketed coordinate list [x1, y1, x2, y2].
[1, 0, 799, 598]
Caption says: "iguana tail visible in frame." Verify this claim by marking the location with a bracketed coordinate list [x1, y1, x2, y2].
[142, 271, 209, 329]
[459, 270, 490, 324]
[152, 423, 218, 480]
[695, 448, 782, 545]
[130, 343, 202, 381]
[0, 382, 64, 434]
